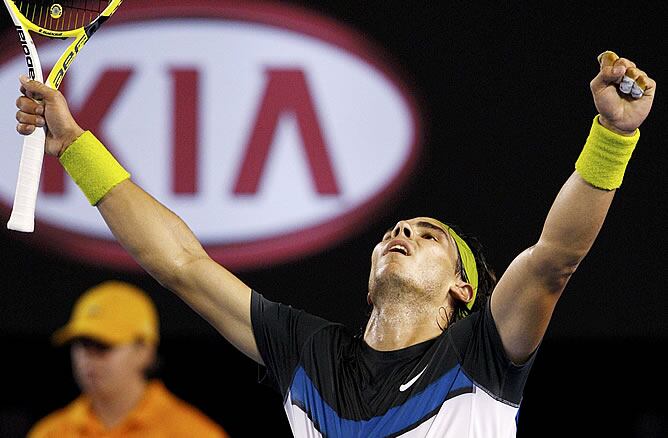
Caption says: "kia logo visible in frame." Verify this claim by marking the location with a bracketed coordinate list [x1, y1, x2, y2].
[0, 1, 423, 270]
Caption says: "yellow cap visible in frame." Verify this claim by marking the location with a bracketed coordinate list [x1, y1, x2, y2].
[52, 281, 159, 346]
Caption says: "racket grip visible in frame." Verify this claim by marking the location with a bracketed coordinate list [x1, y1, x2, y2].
[7, 128, 46, 232]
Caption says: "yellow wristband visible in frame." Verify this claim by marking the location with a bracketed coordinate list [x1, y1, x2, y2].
[59, 131, 130, 205]
[575, 115, 639, 190]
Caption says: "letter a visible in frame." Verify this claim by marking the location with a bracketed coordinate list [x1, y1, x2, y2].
[234, 69, 339, 195]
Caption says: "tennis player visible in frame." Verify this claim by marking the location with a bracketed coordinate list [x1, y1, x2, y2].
[14, 51, 655, 436]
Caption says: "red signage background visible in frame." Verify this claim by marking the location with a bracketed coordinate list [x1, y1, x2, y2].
[0, 0, 423, 270]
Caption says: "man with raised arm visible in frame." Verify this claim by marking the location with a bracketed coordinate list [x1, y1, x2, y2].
[14, 51, 655, 436]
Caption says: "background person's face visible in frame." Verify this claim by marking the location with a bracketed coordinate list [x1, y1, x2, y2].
[71, 338, 148, 398]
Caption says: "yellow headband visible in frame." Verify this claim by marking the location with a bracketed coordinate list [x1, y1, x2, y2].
[435, 220, 479, 310]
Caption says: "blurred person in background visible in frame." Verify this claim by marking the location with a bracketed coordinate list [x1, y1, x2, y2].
[28, 280, 228, 438]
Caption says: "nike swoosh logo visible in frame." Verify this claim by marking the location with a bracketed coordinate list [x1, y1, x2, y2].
[399, 366, 428, 392]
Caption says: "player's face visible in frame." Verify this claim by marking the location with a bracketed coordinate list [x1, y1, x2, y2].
[71, 338, 151, 397]
[368, 217, 461, 303]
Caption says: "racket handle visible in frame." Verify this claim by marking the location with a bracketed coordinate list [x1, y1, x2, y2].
[7, 128, 46, 232]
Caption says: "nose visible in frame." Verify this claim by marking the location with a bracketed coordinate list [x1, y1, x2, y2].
[391, 221, 413, 239]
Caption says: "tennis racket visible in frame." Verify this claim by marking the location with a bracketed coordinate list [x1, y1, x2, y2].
[4, 0, 122, 232]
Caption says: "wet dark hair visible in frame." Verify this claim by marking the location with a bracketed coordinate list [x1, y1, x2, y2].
[444, 222, 497, 324]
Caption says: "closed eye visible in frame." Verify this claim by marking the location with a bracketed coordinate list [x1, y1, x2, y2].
[422, 233, 437, 241]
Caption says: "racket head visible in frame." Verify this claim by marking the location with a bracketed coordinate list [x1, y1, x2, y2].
[6, 0, 123, 38]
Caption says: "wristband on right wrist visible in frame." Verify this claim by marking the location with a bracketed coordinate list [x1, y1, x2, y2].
[59, 131, 130, 205]
[575, 115, 639, 190]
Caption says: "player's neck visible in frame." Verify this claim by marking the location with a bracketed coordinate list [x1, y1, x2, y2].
[89, 378, 147, 429]
[363, 301, 442, 351]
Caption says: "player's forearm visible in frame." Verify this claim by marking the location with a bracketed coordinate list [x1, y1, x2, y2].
[100, 182, 263, 363]
[533, 113, 640, 280]
[97, 180, 207, 288]
[537, 171, 615, 271]
[56, 130, 206, 286]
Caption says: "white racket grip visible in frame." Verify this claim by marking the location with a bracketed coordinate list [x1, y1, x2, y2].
[7, 127, 46, 232]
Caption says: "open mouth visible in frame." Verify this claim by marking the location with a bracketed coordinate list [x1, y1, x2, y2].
[388, 244, 408, 255]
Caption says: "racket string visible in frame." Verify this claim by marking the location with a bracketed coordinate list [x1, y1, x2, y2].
[13, 0, 110, 31]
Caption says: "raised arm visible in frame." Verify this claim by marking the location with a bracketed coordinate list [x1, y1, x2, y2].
[490, 52, 656, 364]
[15, 76, 262, 364]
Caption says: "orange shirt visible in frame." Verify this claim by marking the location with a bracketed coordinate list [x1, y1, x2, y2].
[28, 381, 228, 438]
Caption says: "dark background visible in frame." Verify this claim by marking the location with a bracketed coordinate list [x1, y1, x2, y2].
[1, 1, 666, 436]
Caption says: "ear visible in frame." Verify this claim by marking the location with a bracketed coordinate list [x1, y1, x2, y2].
[134, 342, 156, 370]
[449, 281, 474, 307]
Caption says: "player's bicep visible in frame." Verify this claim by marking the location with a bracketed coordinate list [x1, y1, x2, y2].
[491, 243, 572, 364]
[171, 256, 262, 364]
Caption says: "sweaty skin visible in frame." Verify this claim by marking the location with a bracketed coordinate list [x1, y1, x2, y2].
[14, 52, 656, 366]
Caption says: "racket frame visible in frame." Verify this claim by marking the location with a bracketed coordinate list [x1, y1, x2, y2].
[4, 0, 122, 232]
